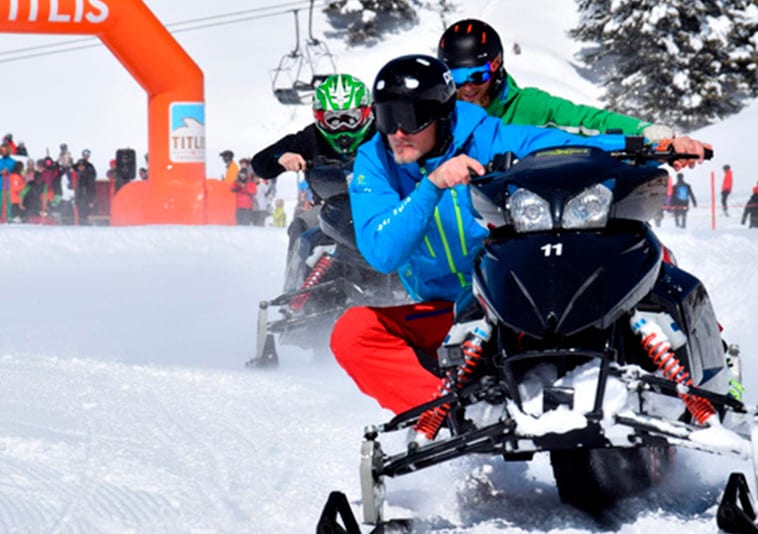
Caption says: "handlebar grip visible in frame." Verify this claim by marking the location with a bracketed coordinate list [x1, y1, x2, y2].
[704, 147, 713, 160]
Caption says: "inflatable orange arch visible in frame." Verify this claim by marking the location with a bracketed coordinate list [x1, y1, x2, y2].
[0, 0, 233, 224]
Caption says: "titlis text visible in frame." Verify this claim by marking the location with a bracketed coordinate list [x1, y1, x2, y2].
[7, 0, 109, 24]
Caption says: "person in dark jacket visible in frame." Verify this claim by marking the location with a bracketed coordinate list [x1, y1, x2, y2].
[670, 173, 697, 229]
[742, 182, 758, 228]
[74, 149, 97, 225]
[252, 74, 374, 242]
[252, 74, 375, 288]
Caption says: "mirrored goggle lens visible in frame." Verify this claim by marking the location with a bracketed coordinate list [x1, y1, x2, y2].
[450, 63, 492, 87]
[320, 109, 364, 131]
[374, 101, 435, 135]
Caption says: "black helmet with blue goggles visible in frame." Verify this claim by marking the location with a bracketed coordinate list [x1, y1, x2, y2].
[450, 61, 495, 87]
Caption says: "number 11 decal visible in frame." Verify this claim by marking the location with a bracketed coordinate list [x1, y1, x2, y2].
[540, 243, 563, 257]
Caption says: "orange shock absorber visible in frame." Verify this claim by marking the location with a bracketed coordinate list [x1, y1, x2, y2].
[630, 311, 717, 425]
[413, 322, 493, 442]
[290, 253, 334, 312]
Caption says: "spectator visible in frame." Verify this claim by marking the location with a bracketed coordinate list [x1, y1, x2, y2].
[23, 161, 46, 222]
[272, 198, 287, 228]
[138, 167, 148, 181]
[106, 158, 117, 182]
[38, 157, 58, 214]
[251, 176, 271, 226]
[741, 181, 758, 229]
[670, 173, 697, 229]
[0, 143, 15, 220]
[653, 173, 674, 227]
[3, 133, 17, 154]
[57, 160, 76, 225]
[220, 150, 238, 184]
[75, 149, 97, 225]
[239, 157, 251, 174]
[57, 143, 74, 169]
[15, 142, 28, 157]
[0, 143, 14, 175]
[23, 158, 35, 182]
[107, 158, 125, 193]
[230, 168, 256, 225]
[721, 164, 733, 216]
[8, 160, 25, 222]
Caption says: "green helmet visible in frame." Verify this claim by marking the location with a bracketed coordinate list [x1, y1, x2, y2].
[313, 74, 373, 155]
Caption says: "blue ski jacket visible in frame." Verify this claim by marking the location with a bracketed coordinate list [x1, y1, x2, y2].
[350, 101, 627, 302]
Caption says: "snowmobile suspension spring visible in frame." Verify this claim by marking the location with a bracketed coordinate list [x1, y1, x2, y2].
[640, 332, 716, 425]
[290, 254, 334, 312]
[414, 337, 487, 440]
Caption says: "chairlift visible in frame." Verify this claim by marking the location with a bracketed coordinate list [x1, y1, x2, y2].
[271, 0, 336, 105]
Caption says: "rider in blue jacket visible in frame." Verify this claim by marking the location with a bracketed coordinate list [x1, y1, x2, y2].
[331, 54, 709, 415]
[352, 98, 627, 303]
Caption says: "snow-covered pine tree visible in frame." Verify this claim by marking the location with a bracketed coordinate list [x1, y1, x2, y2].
[723, 0, 758, 101]
[571, 0, 756, 131]
[324, 0, 418, 45]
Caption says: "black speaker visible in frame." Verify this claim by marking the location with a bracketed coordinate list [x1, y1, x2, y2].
[115, 148, 136, 181]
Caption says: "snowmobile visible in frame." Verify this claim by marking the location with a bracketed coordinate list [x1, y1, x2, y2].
[247, 157, 407, 368]
[317, 142, 758, 533]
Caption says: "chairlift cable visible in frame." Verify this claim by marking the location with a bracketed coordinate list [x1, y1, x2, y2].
[0, 0, 329, 63]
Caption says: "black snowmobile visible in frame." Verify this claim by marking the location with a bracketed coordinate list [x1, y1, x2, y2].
[317, 142, 758, 533]
[247, 157, 407, 368]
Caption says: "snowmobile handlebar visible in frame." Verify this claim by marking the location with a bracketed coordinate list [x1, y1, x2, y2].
[609, 136, 713, 165]
[306, 155, 355, 171]
[468, 138, 713, 182]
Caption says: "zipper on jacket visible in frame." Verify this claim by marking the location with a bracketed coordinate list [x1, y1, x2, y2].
[450, 188, 468, 256]
[432, 206, 466, 288]
[418, 169, 468, 287]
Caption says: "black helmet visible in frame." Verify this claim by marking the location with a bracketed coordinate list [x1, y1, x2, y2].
[372, 55, 456, 135]
[438, 19, 503, 69]
[220, 150, 234, 160]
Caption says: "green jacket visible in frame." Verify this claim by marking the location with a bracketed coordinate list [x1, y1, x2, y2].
[486, 73, 651, 136]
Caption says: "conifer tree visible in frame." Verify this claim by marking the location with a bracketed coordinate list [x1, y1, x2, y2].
[571, 0, 756, 131]
[324, 0, 418, 45]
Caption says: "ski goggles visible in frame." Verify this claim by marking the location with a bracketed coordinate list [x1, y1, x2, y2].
[374, 100, 438, 135]
[315, 107, 370, 132]
[450, 62, 494, 87]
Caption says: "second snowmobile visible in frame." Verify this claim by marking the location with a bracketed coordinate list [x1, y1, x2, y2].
[247, 157, 407, 368]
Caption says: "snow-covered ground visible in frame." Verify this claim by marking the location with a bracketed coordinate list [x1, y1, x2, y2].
[0, 216, 755, 533]
[0, 0, 756, 532]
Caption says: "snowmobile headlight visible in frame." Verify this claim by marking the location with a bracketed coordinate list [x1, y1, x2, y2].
[561, 184, 612, 229]
[508, 188, 553, 233]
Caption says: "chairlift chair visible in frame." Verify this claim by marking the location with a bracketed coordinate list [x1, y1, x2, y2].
[271, 2, 336, 106]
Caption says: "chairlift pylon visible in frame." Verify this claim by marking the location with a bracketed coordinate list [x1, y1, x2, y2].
[271, 0, 336, 106]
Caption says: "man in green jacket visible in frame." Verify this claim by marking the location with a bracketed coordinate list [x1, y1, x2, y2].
[437, 18, 674, 141]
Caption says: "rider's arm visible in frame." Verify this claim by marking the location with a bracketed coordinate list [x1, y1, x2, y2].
[251, 125, 316, 179]
[500, 75, 652, 136]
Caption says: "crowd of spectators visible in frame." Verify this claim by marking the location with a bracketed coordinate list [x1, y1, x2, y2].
[0, 134, 115, 225]
[2, 133, 317, 229]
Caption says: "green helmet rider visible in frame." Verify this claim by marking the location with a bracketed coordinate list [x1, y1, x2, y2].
[312, 74, 373, 155]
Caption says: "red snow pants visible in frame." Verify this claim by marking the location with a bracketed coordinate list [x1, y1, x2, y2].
[330, 301, 454, 415]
